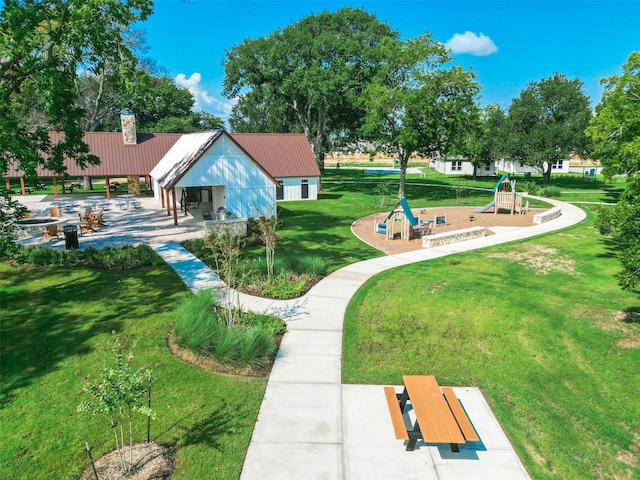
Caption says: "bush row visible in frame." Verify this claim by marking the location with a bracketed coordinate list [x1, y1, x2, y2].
[1, 244, 163, 269]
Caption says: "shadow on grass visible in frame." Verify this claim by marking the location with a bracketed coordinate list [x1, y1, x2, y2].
[621, 306, 640, 324]
[0, 264, 184, 408]
[176, 402, 235, 451]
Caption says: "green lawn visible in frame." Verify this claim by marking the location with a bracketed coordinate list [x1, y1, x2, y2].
[342, 205, 640, 479]
[1, 171, 634, 479]
[0, 263, 266, 480]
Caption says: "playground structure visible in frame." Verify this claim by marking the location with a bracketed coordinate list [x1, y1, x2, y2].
[374, 197, 447, 240]
[474, 174, 527, 215]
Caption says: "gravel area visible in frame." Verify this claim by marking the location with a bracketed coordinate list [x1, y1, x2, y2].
[351, 205, 545, 255]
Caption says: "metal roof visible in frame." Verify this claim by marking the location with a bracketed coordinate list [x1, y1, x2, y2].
[4, 131, 321, 181]
[231, 133, 321, 178]
[150, 130, 281, 191]
[4, 132, 181, 178]
[149, 130, 223, 190]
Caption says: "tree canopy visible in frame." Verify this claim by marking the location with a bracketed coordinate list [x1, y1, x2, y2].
[466, 104, 509, 178]
[0, 0, 153, 179]
[223, 7, 397, 172]
[587, 52, 640, 291]
[358, 33, 480, 196]
[504, 73, 592, 186]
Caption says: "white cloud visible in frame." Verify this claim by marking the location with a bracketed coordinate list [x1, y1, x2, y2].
[445, 31, 498, 56]
[175, 72, 235, 119]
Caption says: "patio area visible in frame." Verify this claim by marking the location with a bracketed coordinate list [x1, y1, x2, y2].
[14, 193, 208, 250]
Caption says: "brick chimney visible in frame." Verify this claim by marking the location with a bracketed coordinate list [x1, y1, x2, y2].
[120, 109, 137, 145]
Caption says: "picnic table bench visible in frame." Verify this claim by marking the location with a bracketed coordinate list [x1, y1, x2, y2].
[384, 375, 479, 452]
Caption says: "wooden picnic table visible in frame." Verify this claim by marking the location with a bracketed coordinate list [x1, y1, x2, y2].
[384, 375, 479, 452]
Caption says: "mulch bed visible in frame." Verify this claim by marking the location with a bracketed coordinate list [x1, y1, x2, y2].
[351, 205, 544, 255]
[79, 442, 174, 480]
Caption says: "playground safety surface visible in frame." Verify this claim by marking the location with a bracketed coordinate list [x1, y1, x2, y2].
[352, 205, 544, 255]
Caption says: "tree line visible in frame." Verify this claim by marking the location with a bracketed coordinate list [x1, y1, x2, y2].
[1, 4, 638, 290]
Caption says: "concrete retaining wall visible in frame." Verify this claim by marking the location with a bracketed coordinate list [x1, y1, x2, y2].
[203, 218, 248, 238]
[533, 207, 562, 224]
[422, 226, 487, 248]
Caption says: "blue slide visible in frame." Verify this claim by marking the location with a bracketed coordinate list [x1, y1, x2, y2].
[473, 201, 495, 213]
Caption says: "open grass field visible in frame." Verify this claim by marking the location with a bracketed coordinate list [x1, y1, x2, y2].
[0, 263, 266, 480]
[1, 170, 633, 479]
[342, 205, 640, 479]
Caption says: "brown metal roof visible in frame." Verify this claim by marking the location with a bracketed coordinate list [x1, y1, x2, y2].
[4, 131, 321, 180]
[4, 132, 181, 178]
[231, 133, 321, 178]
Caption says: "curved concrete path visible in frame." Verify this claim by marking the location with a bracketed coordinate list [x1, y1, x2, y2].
[155, 199, 585, 479]
[18, 193, 586, 478]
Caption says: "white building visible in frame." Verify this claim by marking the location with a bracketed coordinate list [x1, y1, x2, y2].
[150, 131, 277, 221]
[430, 158, 497, 177]
[497, 159, 571, 175]
[231, 133, 321, 202]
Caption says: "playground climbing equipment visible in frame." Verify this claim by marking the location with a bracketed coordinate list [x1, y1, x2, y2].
[374, 198, 444, 240]
[474, 174, 527, 215]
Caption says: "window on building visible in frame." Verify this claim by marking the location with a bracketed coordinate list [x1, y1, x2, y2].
[276, 180, 283, 200]
[484, 162, 492, 171]
[451, 161, 462, 171]
[301, 179, 309, 199]
[551, 160, 563, 170]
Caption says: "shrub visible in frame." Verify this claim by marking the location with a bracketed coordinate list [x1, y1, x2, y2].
[525, 180, 540, 196]
[238, 326, 276, 368]
[174, 290, 218, 354]
[172, 290, 283, 369]
[237, 310, 286, 336]
[182, 238, 208, 258]
[283, 255, 326, 276]
[261, 271, 309, 299]
[234, 256, 324, 300]
[1, 244, 162, 269]
[77, 334, 154, 476]
[541, 186, 562, 197]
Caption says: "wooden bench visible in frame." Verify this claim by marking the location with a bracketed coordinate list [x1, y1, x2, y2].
[383, 376, 479, 452]
[441, 387, 479, 443]
[383, 387, 410, 440]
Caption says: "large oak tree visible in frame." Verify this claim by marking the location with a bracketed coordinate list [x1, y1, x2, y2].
[223, 7, 397, 173]
[0, 0, 152, 250]
[505, 73, 592, 186]
[587, 52, 640, 291]
[358, 33, 480, 197]
[1, 0, 153, 178]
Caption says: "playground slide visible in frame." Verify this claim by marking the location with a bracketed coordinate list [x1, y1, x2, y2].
[473, 201, 495, 213]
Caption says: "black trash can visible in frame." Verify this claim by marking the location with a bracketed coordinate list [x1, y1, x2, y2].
[63, 225, 79, 249]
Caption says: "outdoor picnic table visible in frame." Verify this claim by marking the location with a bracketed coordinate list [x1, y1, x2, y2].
[86, 195, 105, 206]
[383, 375, 479, 452]
[117, 194, 136, 209]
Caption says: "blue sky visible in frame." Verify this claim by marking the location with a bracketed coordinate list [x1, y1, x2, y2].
[144, 0, 639, 121]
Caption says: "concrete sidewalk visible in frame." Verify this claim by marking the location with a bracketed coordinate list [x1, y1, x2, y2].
[14, 193, 585, 478]
[238, 199, 585, 480]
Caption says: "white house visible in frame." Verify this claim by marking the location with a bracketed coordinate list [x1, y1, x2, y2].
[231, 133, 321, 201]
[430, 158, 497, 177]
[150, 130, 277, 222]
[497, 158, 571, 175]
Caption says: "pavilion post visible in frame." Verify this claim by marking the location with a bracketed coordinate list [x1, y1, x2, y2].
[20, 177, 26, 195]
[172, 188, 178, 226]
[105, 176, 111, 200]
[165, 189, 171, 216]
[52, 177, 58, 199]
